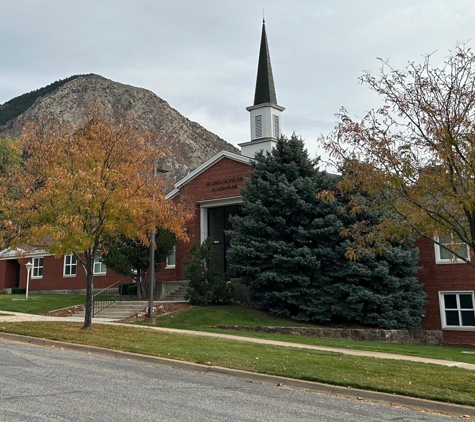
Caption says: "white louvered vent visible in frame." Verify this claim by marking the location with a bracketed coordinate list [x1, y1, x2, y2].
[273, 115, 279, 139]
[255, 115, 262, 138]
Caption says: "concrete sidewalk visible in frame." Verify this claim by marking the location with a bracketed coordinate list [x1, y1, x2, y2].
[1, 310, 475, 371]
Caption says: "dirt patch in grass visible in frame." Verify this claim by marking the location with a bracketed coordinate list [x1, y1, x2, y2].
[42, 305, 85, 317]
[41, 303, 192, 321]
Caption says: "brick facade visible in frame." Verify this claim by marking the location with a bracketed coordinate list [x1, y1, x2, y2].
[416, 237, 475, 345]
[157, 156, 252, 283]
[0, 255, 132, 292]
[3, 150, 475, 346]
[0, 260, 19, 289]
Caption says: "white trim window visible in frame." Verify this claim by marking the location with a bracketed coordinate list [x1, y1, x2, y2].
[63, 254, 77, 277]
[439, 291, 475, 328]
[32, 257, 44, 279]
[93, 254, 107, 275]
[165, 246, 176, 269]
[434, 234, 470, 264]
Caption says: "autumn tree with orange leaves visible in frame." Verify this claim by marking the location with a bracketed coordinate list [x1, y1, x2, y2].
[0, 115, 190, 329]
[323, 45, 475, 269]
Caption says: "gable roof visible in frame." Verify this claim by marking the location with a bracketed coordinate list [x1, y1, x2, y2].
[165, 150, 251, 200]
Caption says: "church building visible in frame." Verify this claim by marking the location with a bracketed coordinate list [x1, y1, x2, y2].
[156, 20, 282, 289]
[1, 21, 475, 346]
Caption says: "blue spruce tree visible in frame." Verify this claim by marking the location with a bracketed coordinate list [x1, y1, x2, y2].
[228, 135, 425, 330]
[228, 135, 339, 320]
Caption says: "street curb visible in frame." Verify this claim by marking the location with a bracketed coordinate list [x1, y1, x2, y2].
[1, 331, 474, 419]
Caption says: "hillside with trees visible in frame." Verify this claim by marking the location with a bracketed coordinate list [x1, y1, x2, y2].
[0, 74, 237, 186]
[0, 75, 83, 126]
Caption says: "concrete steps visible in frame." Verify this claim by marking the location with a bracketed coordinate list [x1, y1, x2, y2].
[82, 299, 188, 320]
[93, 301, 148, 319]
[74, 301, 147, 320]
[166, 286, 188, 301]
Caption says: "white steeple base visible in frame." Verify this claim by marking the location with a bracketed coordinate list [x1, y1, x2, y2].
[239, 137, 277, 158]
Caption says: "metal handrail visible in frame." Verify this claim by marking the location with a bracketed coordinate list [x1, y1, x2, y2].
[92, 280, 126, 317]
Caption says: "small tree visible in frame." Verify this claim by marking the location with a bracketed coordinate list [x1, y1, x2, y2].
[102, 230, 176, 298]
[0, 115, 190, 329]
[323, 45, 475, 266]
[183, 238, 234, 305]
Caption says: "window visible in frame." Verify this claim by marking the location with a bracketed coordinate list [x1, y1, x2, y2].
[63, 254, 77, 277]
[166, 246, 176, 269]
[32, 257, 44, 278]
[434, 234, 470, 264]
[273, 114, 279, 139]
[255, 115, 262, 138]
[93, 254, 107, 275]
[439, 292, 475, 328]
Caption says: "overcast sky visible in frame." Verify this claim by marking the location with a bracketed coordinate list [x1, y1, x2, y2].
[2, 0, 475, 168]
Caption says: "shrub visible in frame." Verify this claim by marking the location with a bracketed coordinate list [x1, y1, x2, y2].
[183, 238, 234, 305]
[119, 283, 135, 296]
[11, 288, 26, 294]
[127, 284, 138, 296]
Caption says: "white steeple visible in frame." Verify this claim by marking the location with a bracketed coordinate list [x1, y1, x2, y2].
[239, 20, 285, 158]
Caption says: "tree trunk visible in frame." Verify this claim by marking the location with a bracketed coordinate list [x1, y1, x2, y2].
[82, 269, 94, 329]
[136, 274, 143, 300]
[81, 248, 96, 330]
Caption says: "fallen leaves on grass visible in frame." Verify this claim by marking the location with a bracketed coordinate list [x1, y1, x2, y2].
[116, 304, 192, 323]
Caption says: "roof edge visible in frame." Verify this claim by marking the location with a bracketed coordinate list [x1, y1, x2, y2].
[165, 150, 251, 200]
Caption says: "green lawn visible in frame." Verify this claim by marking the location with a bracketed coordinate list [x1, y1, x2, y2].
[152, 305, 314, 329]
[1, 321, 475, 407]
[0, 294, 85, 314]
[151, 305, 475, 365]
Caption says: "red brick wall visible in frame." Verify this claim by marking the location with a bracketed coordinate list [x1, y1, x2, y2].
[0, 260, 18, 289]
[17, 256, 132, 291]
[157, 157, 252, 282]
[4, 260, 19, 289]
[416, 237, 475, 345]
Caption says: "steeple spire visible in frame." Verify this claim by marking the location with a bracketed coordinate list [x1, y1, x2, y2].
[253, 21, 277, 106]
[240, 20, 285, 158]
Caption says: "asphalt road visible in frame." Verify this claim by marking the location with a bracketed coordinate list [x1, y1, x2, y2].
[0, 339, 457, 422]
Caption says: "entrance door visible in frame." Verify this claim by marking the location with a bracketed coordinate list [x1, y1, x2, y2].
[207, 205, 242, 277]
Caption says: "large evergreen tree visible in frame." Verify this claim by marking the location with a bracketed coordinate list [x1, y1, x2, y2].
[227, 135, 338, 319]
[228, 135, 425, 330]
[319, 192, 425, 331]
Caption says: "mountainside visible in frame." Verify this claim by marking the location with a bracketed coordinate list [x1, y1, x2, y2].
[0, 75, 83, 126]
[0, 74, 238, 184]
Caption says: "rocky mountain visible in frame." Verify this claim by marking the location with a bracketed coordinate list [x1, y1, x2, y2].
[0, 74, 238, 184]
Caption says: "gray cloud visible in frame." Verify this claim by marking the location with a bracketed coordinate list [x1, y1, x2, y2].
[2, 0, 475, 165]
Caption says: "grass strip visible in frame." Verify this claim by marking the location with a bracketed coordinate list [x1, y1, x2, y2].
[0, 295, 85, 314]
[1, 321, 474, 407]
[151, 306, 475, 365]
